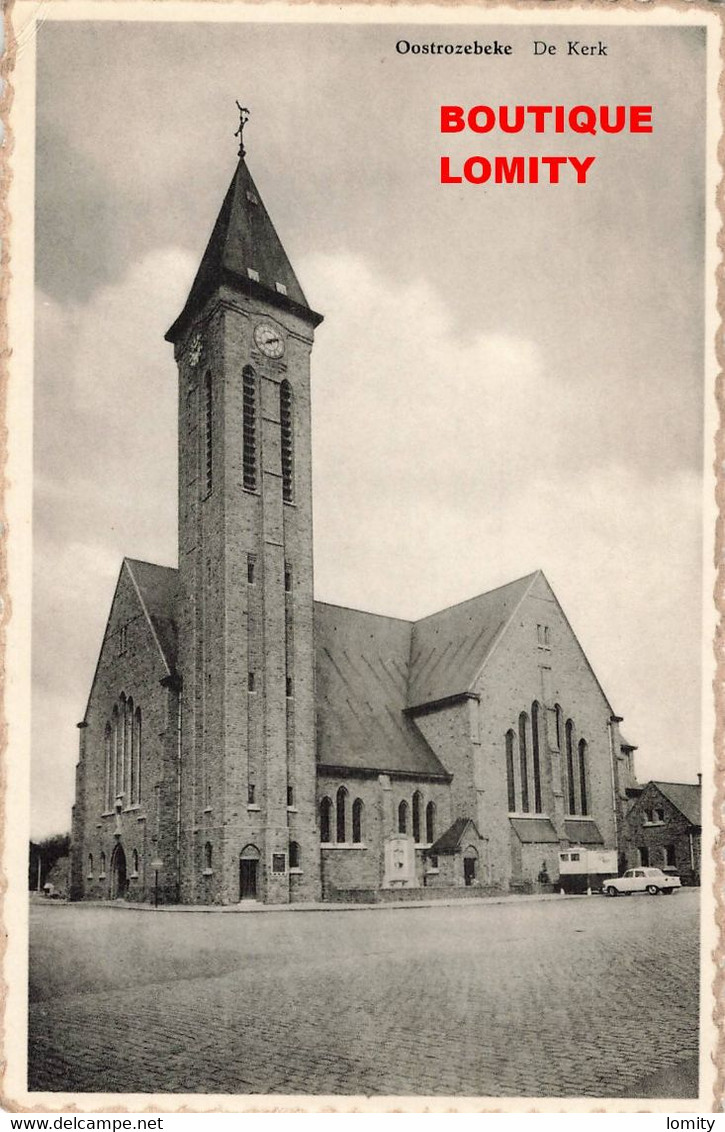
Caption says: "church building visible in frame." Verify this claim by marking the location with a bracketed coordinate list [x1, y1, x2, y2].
[70, 129, 638, 906]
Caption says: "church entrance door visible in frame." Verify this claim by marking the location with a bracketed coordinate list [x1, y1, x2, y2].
[110, 844, 128, 899]
[239, 845, 261, 901]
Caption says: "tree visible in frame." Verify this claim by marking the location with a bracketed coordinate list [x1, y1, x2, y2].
[29, 833, 70, 891]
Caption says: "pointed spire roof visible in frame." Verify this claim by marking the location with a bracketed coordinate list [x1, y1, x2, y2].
[166, 157, 322, 343]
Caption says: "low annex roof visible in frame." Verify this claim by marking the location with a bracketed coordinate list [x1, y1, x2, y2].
[429, 816, 481, 854]
[509, 816, 559, 844]
[314, 601, 449, 779]
[563, 819, 604, 845]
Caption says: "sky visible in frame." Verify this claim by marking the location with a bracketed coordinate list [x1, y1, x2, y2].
[31, 16, 707, 838]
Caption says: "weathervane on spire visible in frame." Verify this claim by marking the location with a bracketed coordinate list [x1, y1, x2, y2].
[235, 102, 250, 158]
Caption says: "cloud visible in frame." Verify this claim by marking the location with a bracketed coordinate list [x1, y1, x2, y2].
[31, 246, 703, 836]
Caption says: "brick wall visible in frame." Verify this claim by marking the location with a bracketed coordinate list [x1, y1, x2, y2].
[622, 785, 700, 884]
[72, 564, 178, 903]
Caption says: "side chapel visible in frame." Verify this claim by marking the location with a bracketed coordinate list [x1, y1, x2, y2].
[70, 126, 638, 905]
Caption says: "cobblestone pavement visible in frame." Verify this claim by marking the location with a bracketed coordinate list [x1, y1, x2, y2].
[28, 890, 699, 1098]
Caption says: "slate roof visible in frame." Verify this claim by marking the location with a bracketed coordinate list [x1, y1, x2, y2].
[125, 559, 179, 672]
[314, 602, 449, 779]
[429, 817, 481, 854]
[407, 573, 537, 708]
[564, 819, 604, 845]
[166, 158, 321, 343]
[509, 816, 559, 844]
[107, 562, 589, 784]
[651, 781, 701, 828]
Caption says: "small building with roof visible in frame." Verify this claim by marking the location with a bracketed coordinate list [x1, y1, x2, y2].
[621, 780, 702, 885]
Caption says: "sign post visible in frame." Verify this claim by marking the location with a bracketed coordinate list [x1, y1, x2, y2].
[151, 858, 163, 908]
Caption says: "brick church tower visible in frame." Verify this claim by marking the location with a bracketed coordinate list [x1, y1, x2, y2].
[165, 129, 323, 904]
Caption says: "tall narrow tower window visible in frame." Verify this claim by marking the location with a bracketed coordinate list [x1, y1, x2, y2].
[243, 366, 257, 492]
[280, 380, 294, 503]
[204, 371, 213, 496]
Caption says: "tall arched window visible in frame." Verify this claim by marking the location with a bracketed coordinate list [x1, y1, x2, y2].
[289, 841, 301, 868]
[112, 705, 120, 798]
[242, 366, 257, 492]
[320, 797, 332, 843]
[132, 849, 139, 875]
[126, 697, 134, 801]
[398, 799, 409, 834]
[204, 842, 212, 870]
[100, 851, 106, 876]
[518, 712, 530, 813]
[352, 798, 363, 844]
[531, 701, 542, 814]
[412, 791, 422, 843]
[88, 853, 94, 877]
[555, 704, 563, 750]
[134, 707, 142, 804]
[565, 719, 576, 814]
[425, 800, 436, 844]
[578, 739, 589, 816]
[505, 729, 516, 812]
[204, 370, 213, 496]
[336, 786, 348, 843]
[280, 380, 294, 503]
[104, 723, 112, 810]
[119, 693, 127, 799]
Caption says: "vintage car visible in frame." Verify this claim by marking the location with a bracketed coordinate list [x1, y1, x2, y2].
[602, 867, 682, 897]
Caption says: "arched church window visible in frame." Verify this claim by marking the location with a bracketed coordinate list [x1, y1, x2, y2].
[505, 729, 516, 812]
[425, 800, 436, 844]
[132, 848, 139, 875]
[398, 799, 409, 835]
[289, 841, 301, 869]
[352, 798, 363, 844]
[134, 707, 142, 804]
[204, 842, 212, 871]
[280, 380, 294, 503]
[565, 720, 576, 814]
[204, 370, 213, 496]
[578, 739, 589, 816]
[127, 697, 134, 801]
[87, 853, 94, 878]
[112, 705, 120, 798]
[320, 797, 332, 844]
[242, 366, 257, 492]
[100, 851, 106, 877]
[412, 791, 422, 843]
[518, 712, 530, 813]
[104, 723, 112, 811]
[336, 786, 348, 843]
[531, 701, 543, 814]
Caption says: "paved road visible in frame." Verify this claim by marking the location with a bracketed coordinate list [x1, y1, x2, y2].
[28, 890, 699, 1098]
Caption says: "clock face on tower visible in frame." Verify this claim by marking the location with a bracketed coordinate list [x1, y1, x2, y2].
[254, 322, 285, 359]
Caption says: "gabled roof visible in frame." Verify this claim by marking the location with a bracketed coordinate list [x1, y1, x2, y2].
[650, 781, 701, 827]
[81, 558, 179, 721]
[429, 817, 481, 854]
[124, 559, 178, 671]
[314, 601, 449, 779]
[407, 573, 537, 708]
[166, 158, 322, 343]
